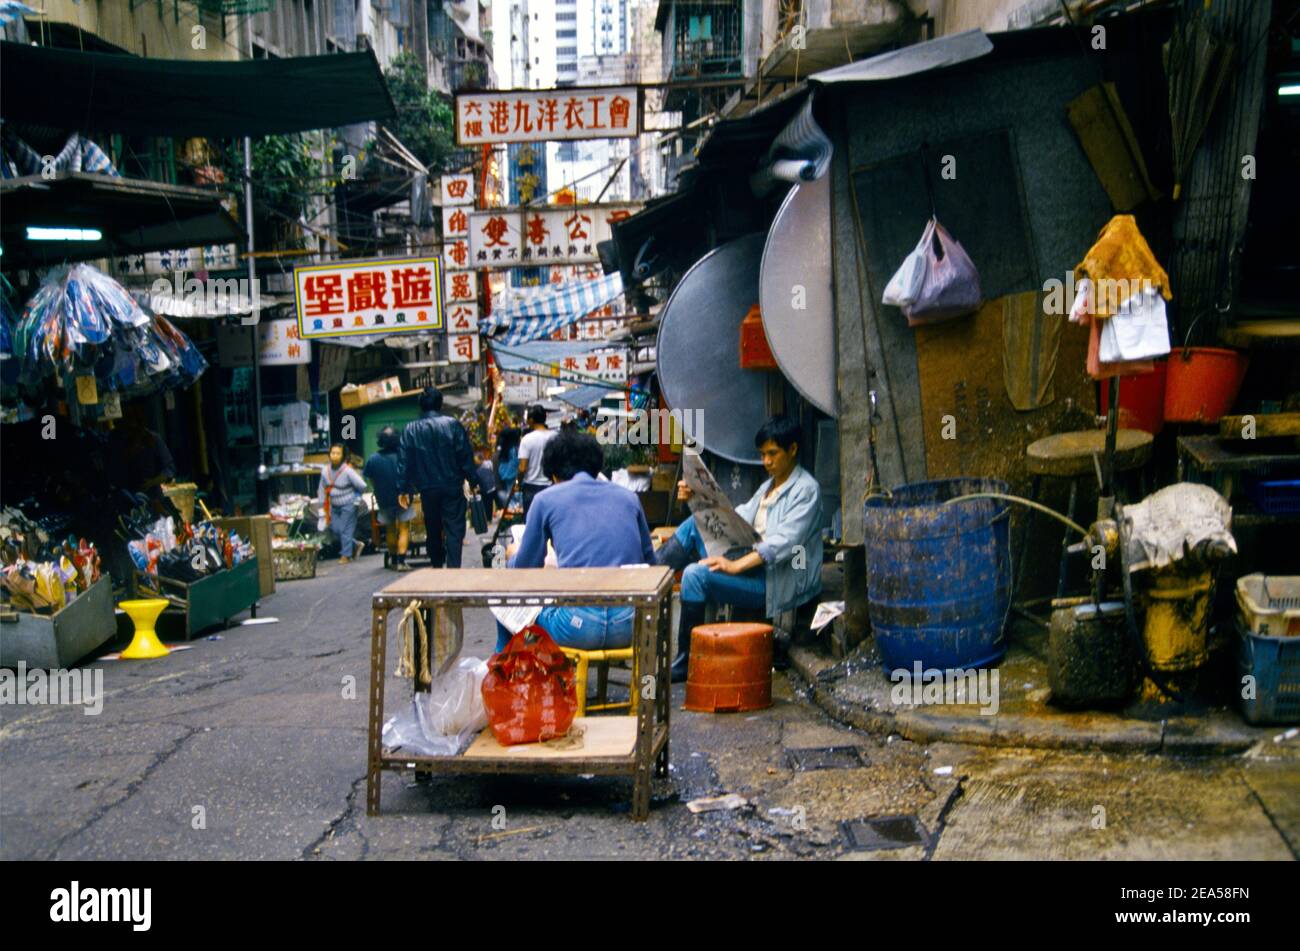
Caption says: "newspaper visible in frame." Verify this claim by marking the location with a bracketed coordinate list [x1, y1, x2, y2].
[682, 448, 761, 558]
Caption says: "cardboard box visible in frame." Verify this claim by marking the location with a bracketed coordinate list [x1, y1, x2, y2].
[339, 385, 365, 410]
[365, 376, 402, 404]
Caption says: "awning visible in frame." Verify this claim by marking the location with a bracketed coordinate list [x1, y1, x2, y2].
[488, 339, 606, 372]
[0, 172, 242, 269]
[483, 273, 625, 346]
[0, 42, 396, 137]
[556, 384, 616, 409]
[808, 29, 994, 84]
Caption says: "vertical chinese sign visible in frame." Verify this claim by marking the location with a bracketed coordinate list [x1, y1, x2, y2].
[441, 172, 481, 364]
[293, 256, 444, 339]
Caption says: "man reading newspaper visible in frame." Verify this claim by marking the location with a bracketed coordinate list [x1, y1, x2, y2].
[655, 416, 824, 682]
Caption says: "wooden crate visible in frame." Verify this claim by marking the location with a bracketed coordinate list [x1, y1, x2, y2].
[0, 577, 116, 668]
[213, 516, 276, 597]
[138, 558, 261, 640]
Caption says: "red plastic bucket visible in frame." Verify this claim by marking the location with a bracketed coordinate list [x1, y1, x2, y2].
[1163, 347, 1249, 423]
[1099, 360, 1168, 435]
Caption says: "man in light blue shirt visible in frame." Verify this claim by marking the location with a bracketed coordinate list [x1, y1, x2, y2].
[658, 416, 823, 682]
[497, 429, 657, 651]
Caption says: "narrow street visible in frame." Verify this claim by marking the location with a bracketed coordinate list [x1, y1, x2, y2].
[4, 537, 1295, 861]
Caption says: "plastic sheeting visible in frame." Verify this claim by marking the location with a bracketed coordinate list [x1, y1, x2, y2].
[1120, 483, 1236, 573]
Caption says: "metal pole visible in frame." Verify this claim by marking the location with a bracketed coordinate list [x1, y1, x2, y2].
[244, 135, 267, 512]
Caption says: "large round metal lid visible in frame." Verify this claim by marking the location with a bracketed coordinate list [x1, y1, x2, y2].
[760, 173, 837, 416]
[656, 233, 767, 464]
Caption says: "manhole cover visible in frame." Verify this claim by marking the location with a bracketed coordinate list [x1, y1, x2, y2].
[785, 746, 870, 771]
[841, 815, 929, 852]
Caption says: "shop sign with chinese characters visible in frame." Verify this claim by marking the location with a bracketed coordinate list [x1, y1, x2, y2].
[443, 205, 470, 240]
[448, 331, 481, 364]
[258, 318, 312, 366]
[441, 173, 475, 206]
[447, 302, 479, 334]
[548, 350, 628, 384]
[445, 269, 478, 304]
[468, 203, 640, 267]
[293, 256, 444, 339]
[456, 88, 641, 146]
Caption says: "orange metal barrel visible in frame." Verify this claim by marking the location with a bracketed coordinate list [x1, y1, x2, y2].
[684, 622, 774, 713]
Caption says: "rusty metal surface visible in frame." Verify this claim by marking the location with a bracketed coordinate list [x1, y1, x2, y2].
[760, 173, 837, 416]
[656, 233, 768, 464]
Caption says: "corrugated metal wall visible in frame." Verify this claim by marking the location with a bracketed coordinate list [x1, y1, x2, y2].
[1167, 0, 1271, 344]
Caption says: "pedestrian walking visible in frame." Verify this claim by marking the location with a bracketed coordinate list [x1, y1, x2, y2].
[364, 426, 414, 572]
[318, 443, 367, 564]
[396, 387, 477, 568]
[517, 404, 557, 518]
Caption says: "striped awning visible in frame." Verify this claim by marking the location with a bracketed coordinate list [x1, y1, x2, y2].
[483, 272, 624, 345]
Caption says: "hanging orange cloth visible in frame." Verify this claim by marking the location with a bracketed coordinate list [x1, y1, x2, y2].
[1073, 215, 1173, 380]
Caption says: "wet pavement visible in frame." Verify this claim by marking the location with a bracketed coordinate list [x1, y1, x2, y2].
[2, 538, 1297, 861]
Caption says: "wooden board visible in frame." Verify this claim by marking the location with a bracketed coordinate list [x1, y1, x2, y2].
[1219, 413, 1300, 440]
[464, 717, 637, 760]
[376, 566, 672, 599]
[1219, 319, 1300, 349]
[914, 293, 1095, 491]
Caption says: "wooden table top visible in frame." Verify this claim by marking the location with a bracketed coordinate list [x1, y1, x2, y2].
[374, 566, 673, 599]
[1177, 434, 1300, 471]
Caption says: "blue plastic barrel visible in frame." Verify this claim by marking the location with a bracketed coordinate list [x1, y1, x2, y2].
[864, 478, 1011, 671]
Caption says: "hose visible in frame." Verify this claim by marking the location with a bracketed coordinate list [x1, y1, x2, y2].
[943, 492, 1090, 538]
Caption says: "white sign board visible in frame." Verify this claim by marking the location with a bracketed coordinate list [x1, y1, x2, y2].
[448, 331, 481, 364]
[446, 301, 479, 334]
[467, 204, 640, 267]
[456, 88, 641, 146]
[442, 205, 470, 238]
[259, 318, 312, 365]
[444, 269, 477, 304]
[294, 256, 444, 339]
[440, 173, 475, 206]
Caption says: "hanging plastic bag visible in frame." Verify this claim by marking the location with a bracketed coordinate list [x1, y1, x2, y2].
[901, 218, 983, 326]
[481, 625, 578, 746]
[882, 220, 934, 308]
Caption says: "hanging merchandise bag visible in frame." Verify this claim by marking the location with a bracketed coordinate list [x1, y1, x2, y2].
[901, 218, 984, 326]
[882, 219, 934, 308]
[481, 625, 578, 745]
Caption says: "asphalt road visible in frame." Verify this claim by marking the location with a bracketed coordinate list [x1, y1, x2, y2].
[3, 537, 1297, 861]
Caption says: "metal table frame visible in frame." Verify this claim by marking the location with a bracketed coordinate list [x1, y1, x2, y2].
[367, 567, 674, 820]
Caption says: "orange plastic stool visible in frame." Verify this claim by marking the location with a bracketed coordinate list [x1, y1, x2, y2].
[684, 622, 774, 713]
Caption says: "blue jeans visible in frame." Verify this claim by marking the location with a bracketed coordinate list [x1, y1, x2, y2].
[495, 606, 635, 652]
[330, 503, 357, 558]
[675, 515, 766, 610]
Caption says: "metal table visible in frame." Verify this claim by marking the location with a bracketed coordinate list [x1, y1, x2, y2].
[367, 566, 674, 820]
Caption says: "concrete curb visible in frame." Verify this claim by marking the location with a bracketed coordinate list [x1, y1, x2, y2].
[788, 646, 1266, 755]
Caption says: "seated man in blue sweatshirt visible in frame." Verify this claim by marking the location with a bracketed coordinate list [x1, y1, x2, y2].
[496, 429, 657, 652]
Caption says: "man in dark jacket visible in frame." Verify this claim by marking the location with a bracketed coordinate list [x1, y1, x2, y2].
[397, 387, 477, 568]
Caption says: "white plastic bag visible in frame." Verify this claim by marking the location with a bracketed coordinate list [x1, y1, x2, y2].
[882, 219, 935, 307]
[381, 656, 488, 757]
[1098, 287, 1170, 362]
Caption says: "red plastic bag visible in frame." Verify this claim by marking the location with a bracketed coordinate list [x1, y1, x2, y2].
[902, 217, 983, 326]
[481, 625, 578, 745]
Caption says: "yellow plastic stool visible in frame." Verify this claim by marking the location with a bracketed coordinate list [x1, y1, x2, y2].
[119, 599, 172, 659]
[560, 646, 636, 716]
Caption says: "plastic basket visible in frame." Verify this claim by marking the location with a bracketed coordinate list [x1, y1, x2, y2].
[1247, 478, 1300, 516]
[1238, 622, 1300, 724]
[272, 544, 318, 581]
[1236, 574, 1300, 638]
